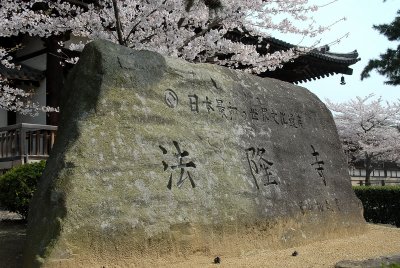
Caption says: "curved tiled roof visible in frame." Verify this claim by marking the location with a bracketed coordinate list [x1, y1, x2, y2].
[0, 63, 45, 82]
[309, 49, 359, 64]
[225, 29, 361, 83]
[257, 36, 360, 83]
[262, 41, 361, 83]
[266, 36, 360, 65]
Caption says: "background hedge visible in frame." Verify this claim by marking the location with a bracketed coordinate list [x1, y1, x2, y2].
[353, 186, 400, 227]
[0, 161, 46, 219]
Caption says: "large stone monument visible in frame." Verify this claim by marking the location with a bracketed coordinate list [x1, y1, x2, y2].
[24, 40, 365, 267]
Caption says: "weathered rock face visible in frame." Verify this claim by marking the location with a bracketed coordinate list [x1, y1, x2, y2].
[24, 40, 365, 267]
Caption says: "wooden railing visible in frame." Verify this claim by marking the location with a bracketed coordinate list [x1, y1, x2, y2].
[350, 168, 400, 178]
[0, 123, 57, 169]
[351, 178, 400, 186]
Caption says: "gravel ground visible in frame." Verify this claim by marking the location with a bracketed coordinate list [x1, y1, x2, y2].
[0, 210, 399, 268]
[170, 224, 400, 268]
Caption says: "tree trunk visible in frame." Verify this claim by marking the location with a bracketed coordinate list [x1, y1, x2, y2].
[364, 154, 372, 186]
[112, 0, 125, 46]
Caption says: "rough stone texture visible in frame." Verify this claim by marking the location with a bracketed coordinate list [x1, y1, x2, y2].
[335, 255, 400, 268]
[24, 40, 366, 267]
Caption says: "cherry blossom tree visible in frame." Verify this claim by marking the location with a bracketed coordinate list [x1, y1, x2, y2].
[326, 95, 400, 186]
[0, 0, 344, 114]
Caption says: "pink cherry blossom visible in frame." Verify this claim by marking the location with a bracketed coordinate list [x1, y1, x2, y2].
[0, 0, 342, 114]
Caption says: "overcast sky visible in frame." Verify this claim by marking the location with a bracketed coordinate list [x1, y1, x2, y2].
[273, 0, 400, 104]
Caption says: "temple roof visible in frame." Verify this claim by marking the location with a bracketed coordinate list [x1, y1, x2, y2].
[0, 63, 45, 82]
[224, 30, 360, 83]
[259, 36, 360, 83]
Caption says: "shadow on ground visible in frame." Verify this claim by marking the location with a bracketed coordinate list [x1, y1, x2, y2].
[0, 214, 26, 268]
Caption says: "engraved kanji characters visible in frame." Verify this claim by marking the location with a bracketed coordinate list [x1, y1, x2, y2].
[216, 99, 228, 118]
[203, 96, 214, 113]
[310, 145, 327, 186]
[261, 107, 270, 122]
[280, 112, 288, 125]
[227, 103, 238, 120]
[246, 147, 278, 190]
[188, 94, 199, 113]
[250, 108, 259, 120]
[164, 91, 305, 128]
[271, 110, 280, 124]
[159, 141, 197, 189]
[288, 113, 296, 127]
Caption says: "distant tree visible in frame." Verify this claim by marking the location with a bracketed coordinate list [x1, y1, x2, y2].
[361, 9, 400, 85]
[0, 0, 344, 115]
[326, 95, 400, 186]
